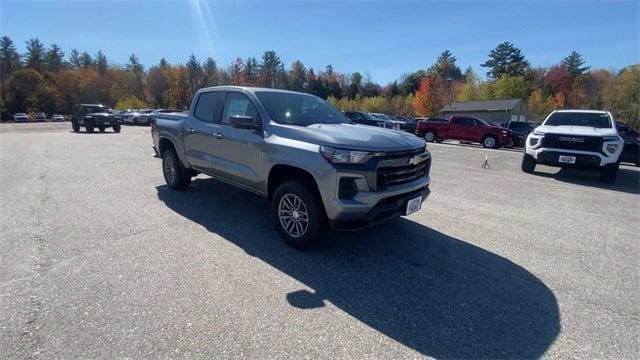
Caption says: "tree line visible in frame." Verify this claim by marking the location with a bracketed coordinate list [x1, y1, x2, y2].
[1, 36, 638, 128]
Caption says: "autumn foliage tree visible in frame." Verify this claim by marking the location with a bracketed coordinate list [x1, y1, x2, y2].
[413, 75, 445, 117]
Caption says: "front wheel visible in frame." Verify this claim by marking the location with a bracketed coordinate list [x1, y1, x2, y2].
[71, 120, 79, 133]
[113, 124, 121, 133]
[482, 135, 498, 149]
[521, 154, 536, 173]
[600, 162, 619, 183]
[272, 181, 324, 250]
[85, 120, 94, 133]
[162, 148, 191, 190]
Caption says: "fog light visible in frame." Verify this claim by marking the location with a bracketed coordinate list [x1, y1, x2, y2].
[606, 143, 618, 154]
[529, 137, 539, 146]
[339, 177, 358, 199]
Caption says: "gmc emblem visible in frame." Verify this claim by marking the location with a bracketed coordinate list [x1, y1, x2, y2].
[559, 136, 585, 143]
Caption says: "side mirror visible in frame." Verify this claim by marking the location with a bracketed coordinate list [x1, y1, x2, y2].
[230, 115, 258, 129]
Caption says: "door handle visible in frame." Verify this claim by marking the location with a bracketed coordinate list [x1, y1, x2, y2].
[213, 133, 223, 139]
[185, 128, 196, 134]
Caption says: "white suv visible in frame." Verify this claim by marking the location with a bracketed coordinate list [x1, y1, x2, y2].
[522, 110, 624, 183]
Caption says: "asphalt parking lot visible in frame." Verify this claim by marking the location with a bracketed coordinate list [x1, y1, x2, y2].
[1, 122, 638, 359]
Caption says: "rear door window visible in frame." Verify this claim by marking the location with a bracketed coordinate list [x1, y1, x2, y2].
[194, 91, 224, 122]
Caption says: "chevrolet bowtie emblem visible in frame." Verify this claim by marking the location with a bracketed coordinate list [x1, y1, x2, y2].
[409, 155, 425, 166]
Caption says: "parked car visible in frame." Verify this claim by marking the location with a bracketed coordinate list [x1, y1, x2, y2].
[370, 113, 403, 130]
[501, 121, 537, 147]
[616, 121, 640, 141]
[522, 110, 624, 182]
[70, 104, 121, 133]
[34, 112, 47, 121]
[343, 111, 387, 127]
[392, 115, 417, 134]
[52, 114, 65, 122]
[133, 109, 157, 125]
[416, 115, 513, 148]
[152, 86, 431, 249]
[619, 134, 640, 166]
[13, 113, 29, 122]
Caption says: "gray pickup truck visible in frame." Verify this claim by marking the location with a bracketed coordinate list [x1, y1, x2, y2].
[152, 86, 431, 249]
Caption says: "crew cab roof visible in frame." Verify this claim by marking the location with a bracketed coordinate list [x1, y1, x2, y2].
[195, 86, 315, 96]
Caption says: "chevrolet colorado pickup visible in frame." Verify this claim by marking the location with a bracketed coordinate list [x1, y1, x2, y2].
[152, 86, 431, 249]
[522, 110, 624, 183]
[416, 115, 513, 148]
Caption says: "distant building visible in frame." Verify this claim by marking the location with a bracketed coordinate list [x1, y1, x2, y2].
[440, 99, 534, 125]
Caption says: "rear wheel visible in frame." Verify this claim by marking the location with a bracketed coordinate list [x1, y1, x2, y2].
[272, 181, 324, 250]
[600, 162, 619, 183]
[482, 135, 498, 149]
[423, 130, 437, 142]
[162, 148, 191, 190]
[85, 120, 94, 133]
[113, 124, 121, 133]
[521, 154, 536, 173]
[98, 126, 105, 133]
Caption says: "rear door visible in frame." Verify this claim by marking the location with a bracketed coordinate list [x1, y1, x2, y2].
[448, 117, 468, 140]
[183, 91, 225, 172]
[211, 91, 264, 191]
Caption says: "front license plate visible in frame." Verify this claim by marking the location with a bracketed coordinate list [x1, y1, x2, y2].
[405, 196, 422, 215]
[558, 155, 576, 164]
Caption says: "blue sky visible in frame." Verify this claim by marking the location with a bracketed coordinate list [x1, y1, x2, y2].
[1, 0, 638, 83]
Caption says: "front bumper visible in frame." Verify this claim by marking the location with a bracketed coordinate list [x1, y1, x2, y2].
[525, 135, 623, 167]
[329, 184, 430, 231]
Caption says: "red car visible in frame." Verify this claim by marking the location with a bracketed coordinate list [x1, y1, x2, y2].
[416, 115, 513, 148]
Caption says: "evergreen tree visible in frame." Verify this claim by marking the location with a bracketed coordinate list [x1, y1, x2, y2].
[0, 36, 22, 84]
[126, 54, 144, 73]
[45, 44, 65, 73]
[185, 54, 202, 93]
[562, 51, 590, 78]
[25, 38, 47, 72]
[288, 60, 306, 92]
[259, 50, 282, 88]
[243, 57, 259, 86]
[94, 51, 108, 74]
[68, 49, 82, 69]
[481, 42, 529, 79]
[428, 50, 463, 80]
[203, 57, 218, 86]
[79, 52, 93, 68]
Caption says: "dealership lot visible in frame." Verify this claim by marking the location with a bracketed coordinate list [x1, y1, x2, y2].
[1, 122, 638, 358]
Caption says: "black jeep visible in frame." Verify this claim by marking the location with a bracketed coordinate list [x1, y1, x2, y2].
[70, 104, 121, 133]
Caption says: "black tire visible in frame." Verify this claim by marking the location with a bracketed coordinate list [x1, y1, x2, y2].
[521, 154, 536, 174]
[162, 148, 191, 190]
[600, 162, 619, 183]
[71, 120, 80, 133]
[435, 139, 444, 143]
[482, 135, 499, 149]
[85, 120, 94, 133]
[113, 124, 121, 133]
[272, 181, 325, 250]
[423, 130, 437, 142]
[98, 126, 105, 133]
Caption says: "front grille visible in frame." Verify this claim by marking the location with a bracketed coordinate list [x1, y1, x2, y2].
[377, 156, 430, 189]
[541, 133, 602, 152]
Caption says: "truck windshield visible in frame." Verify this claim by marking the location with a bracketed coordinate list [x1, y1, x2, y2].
[256, 92, 349, 126]
[545, 112, 612, 128]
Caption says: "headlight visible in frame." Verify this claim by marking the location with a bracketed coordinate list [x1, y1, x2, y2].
[320, 146, 384, 164]
[502, 130, 508, 135]
[603, 136, 621, 142]
[532, 131, 545, 136]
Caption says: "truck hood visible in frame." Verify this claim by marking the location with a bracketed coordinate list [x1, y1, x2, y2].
[273, 123, 425, 151]
[535, 125, 618, 137]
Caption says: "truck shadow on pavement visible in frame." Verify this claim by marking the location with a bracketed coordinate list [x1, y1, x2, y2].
[156, 179, 560, 359]
[534, 166, 640, 195]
